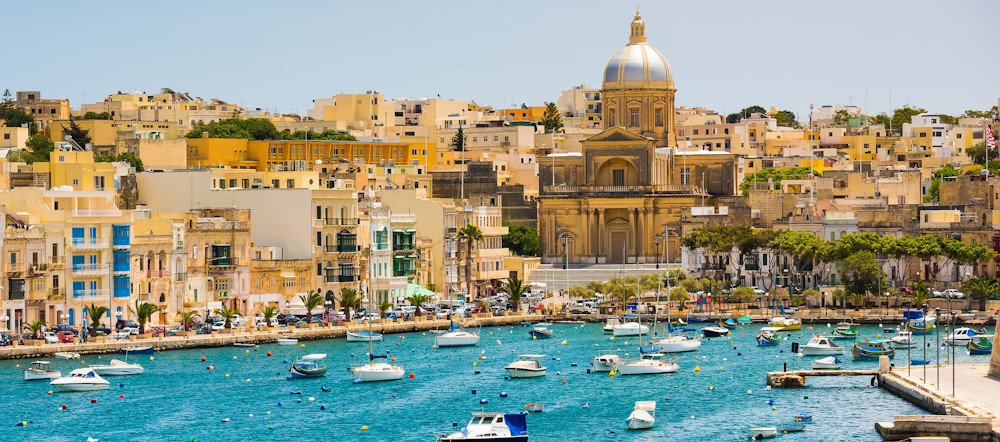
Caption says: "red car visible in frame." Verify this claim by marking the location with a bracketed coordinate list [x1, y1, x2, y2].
[56, 331, 76, 343]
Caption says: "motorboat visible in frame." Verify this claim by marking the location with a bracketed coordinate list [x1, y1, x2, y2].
[905, 321, 935, 335]
[748, 427, 777, 439]
[289, 354, 327, 379]
[890, 330, 918, 349]
[55, 352, 80, 360]
[233, 343, 257, 348]
[801, 335, 843, 356]
[121, 345, 154, 355]
[50, 368, 110, 392]
[968, 337, 993, 355]
[625, 401, 656, 430]
[903, 309, 936, 325]
[701, 325, 730, 338]
[721, 318, 738, 329]
[603, 317, 620, 334]
[591, 352, 622, 373]
[24, 361, 61, 381]
[528, 326, 554, 339]
[435, 330, 481, 347]
[852, 340, 894, 360]
[944, 327, 979, 346]
[524, 403, 544, 413]
[612, 321, 649, 337]
[277, 338, 298, 345]
[647, 334, 701, 353]
[351, 356, 405, 382]
[90, 359, 144, 376]
[793, 414, 812, 422]
[737, 316, 753, 325]
[811, 356, 843, 370]
[505, 354, 547, 378]
[436, 412, 528, 442]
[756, 331, 780, 346]
[831, 325, 858, 339]
[347, 330, 383, 342]
[764, 317, 801, 332]
[780, 423, 806, 433]
[614, 353, 679, 375]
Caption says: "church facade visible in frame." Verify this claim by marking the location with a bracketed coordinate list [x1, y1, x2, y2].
[538, 11, 739, 264]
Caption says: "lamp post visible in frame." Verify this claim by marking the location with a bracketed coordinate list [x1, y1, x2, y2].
[935, 307, 941, 390]
[950, 310, 956, 398]
[653, 234, 663, 270]
[560, 234, 569, 271]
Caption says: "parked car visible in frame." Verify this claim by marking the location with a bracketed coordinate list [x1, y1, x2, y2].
[91, 326, 112, 336]
[115, 319, 139, 331]
[56, 331, 76, 343]
[56, 325, 80, 336]
[568, 305, 595, 314]
[277, 314, 299, 326]
[166, 325, 185, 336]
[0, 334, 12, 346]
[121, 326, 140, 335]
[195, 323, 213, 335]
[899, 286, 914, 296]
[435, 309, 452, 319]
[943, 289, 965, 299]
[146, 326, 165, 335]
[42, 332, 59, 344]
[211, 321, 227, 331]
[321, 311, 346, 323]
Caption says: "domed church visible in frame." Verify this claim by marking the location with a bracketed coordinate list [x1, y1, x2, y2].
[538, 11, 739, 265]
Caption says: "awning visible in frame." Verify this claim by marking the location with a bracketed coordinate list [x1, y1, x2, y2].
[393, 255, 406, 259]
[405, 229, 417, 233]
[211, 243, 230, 246]
[393, 229, 404, 233]
[281, 273, 296, 278]
[405, 283, 435, 298]
[407, 254, 418, 258]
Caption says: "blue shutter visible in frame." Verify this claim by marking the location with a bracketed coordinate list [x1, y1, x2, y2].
[73, 281, 85, 297]
[72, 255, 85, 272]
[72, 228, 85, 246]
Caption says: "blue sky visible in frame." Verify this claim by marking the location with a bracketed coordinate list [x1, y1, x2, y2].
[6, 1, 999, 120]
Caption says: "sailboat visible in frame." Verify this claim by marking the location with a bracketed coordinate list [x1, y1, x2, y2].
[610, 245, 648, 337]
[435, 320, 480, 347]
[351, 249, 404, 383]
[646, 268, 700, 353]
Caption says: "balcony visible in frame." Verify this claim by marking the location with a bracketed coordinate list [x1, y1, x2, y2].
[207, 257, 239, 270]
[147, 269, 172, 279]
[71, 209, 123, 217]
[49, 257, 65, 268]
[325, 274, 358, 283]
[72, 263, 110, 275]
[6, 262, 25, 274]
[392, 243, 414, 252]
[73, 289, 110, 299]
[541, 184, 704, 196]
[337, 244, 358, 253]
[745, 263, 759, 271]
[325, 217, 360, 226]
[48, 288, 64, 300]
[70, 238, 110, 249]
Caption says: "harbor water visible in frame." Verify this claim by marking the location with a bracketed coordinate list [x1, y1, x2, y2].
[2, 323, 990, 441]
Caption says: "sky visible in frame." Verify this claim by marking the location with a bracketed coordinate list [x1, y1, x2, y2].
[5, 0, 1000, 121]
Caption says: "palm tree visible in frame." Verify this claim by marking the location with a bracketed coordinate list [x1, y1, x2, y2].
[849, 292, 866, 312]
[129, 299, 161, 334]
[497, 276, 529, 312]
[405, 293, 430, 317]
[909, 280, 932, 310]
[215, 306, 240, 329]
[259, 306, 279, 327]
[176, 311, 200, 332]
[87, 303, 110, 335]
[962, 276, 998, 312]
[23, 320, 45, 339]
[300, 291, 325, 324]
[378, 300, 392, 319]
[457, 224, 483, 297]
[337, 287, 361, 321]
[831, 289, 847, 313]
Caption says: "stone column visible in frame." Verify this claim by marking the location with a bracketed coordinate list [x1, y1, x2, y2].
[628, 210, 636, 262]
[990, 322, 1000, 378]
[597, 209, 605, 263]
[637, 207, 645, 259]
[582, 207, 590, 262]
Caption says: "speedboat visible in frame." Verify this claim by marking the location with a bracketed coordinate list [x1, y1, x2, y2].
[612, 321, 649, 337]
[90, 359, 144, 376]
[505, 355, 547, 378]
[968, 337, 993, 355]
[890, 330, 918, 349]
[436, 412, 528, 442]
[24, 361, 61, 381]
[764, 317, 801, 332]
[811, 356, 843, 369]
[701, 325, 729, 338]
[944, 327, 978, 346]
[852, 340, 894, 360]
[121, 345, 154, 355]
[748, 427, 777, 439]
[591, 352, 621, 373]
[626, 401, 656, 430]
[757, 331, 780, 346]
[289, 354, 327, 379]
[50, 368, 110, 392]
[648, 335, 701, 353]
[55, 352, 80, 360]
[737, 316, 753, 325]
[351, 356, 404, 382]
[801, 335, 843, 356]
[277, 338, 298, 345]
[524, 403, 544, 413]
[614, 353, 679, 375]
[528, 326, 554, 339]
[603, 317, 620, 334]
[435, 330, 481, 347]
[347, 330, 383, 342]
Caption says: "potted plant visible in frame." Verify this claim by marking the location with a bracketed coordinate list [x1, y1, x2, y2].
[215, 303, 240, 334]
[377, 300, 392, 324]
[175, 311, 200, 337]
[86, 303, 110, 339]
[22, 320, 46, 346]
[259, 305, 279, 331]
[337, 287, 361, 327]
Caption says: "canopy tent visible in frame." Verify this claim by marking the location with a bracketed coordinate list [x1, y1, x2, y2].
[404, 283, 435, 298]
[286, 295, 324, 316]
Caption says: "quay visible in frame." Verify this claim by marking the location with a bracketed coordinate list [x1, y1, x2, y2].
[765, 369, 879, 388]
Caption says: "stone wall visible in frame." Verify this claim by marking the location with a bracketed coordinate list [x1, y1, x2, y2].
[990, 323, 1000, 378]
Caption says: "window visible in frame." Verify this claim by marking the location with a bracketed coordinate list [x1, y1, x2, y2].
[654, 108, 663, 127]
[629, 108, 640, 127]
[724, 128, 730, 134]
[680, 167, 691, 185]
[229, 179, 237, 188]
[287, 179, 294, 188]
[93, 176, 105, 190]
[612, 169, 625, 186]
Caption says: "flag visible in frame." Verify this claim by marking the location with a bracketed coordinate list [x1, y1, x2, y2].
[987, 123, 995, 149]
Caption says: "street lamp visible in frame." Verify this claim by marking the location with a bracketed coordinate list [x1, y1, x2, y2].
[559, 234, 569, 271]
[653, 234, 663, 269]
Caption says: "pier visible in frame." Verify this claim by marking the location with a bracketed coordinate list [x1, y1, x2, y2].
[766, 369, 879, 388]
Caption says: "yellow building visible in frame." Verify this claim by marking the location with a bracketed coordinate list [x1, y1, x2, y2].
[50, 119, 178, 148]
[0, 126, 29, 150]
[80, 91, 243, 134]
[35, 151, 117, 192]
[186, 138, 429, 171]
[496, 106, 547, 123]
[186, 137, 257, 169]
[15, 91, 70, 128]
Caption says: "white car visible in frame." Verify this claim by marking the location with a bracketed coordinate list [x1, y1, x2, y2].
[211, 321, 226, 331]
[43, 332, 59, 344]
[120, 327, 139, 335]
[230, 314, 247, 327]
[943, 289, 965, 299]
[436, 309, 453, 319]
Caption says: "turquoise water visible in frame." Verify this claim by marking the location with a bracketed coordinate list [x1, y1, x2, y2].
[1, 323, 989, 441]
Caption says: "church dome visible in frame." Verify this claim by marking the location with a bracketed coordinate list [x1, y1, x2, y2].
[602, 11, 673, 89]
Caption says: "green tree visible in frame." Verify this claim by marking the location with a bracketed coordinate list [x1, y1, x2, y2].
[23, 320, 45, 339]
[404, 293, 430, 317]
[833, 109, 851, 125]
[773, 110, 797, 127]
[739, 167, 817, 196]
[802, 288, 821, 307]
[890, 105, 926, 133]
[938, 114, 957, 125]
[214, 305, 240, 329]
[0, 108, 36, 135]
[377, 300, 392, 318]
[962, 276, 997, 312]
[908, 280, 932, 309]
[175, 311, 200, 331]
[95, 152, 144, 171]
[280, 129, 356, 141]
[457, 224, 483, 294]
[80, 111, 112, 120]
[22, 134, 55, 163]
[300, 291, 325, 324]
[451, 126, 467, 151]
[841, 250, 887, 304]
[928, 164, 961, 201]
[129, 300, 161, 334]
[962, 108, 996, 119]
[871, 114, 890, 128]
[337, 287, 361, 320]
[966, 142, 993, 165]
[497, 276, 529, 312]
[669, 286, 689, 305]
[831, 288, 847, 312]
[731, 286, 756, 306]
[63, 118, 92, 146]
[258, 306, 278, 327]
[185, 117, 279, 140]
[849, 292, 866, 311]
[86, 303, 109, 334]
[725, 105, 767, 123]
[540, 101, 563, 133]
[502, 223, 540, 256]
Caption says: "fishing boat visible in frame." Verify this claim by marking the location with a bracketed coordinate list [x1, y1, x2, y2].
[625, 401, 656, 430]
[905, 321, 935, 335]
[756, 331, 781, 346]
[831, 325, 858, 339]
[121, 345, 154, 355]
[891, 330, 918, 349]
[233, 343, 257, 348]
[811, 356, 843, 370]
[90, 359, 144, 376]
[748, 427, 777, 439]
[55, 352, 80, 360]
[614, 353, 679, 375]
[436, 322, 480, 347]
[780, 423, 806, 433]
[737, 316, 753, 325]
[670, 318, 687, 326]
[793, 414, 812, 422]
[24, 361, 61, 381]
[764, 317, 801, 332]
[944, 327, 979, 346]
[288, 354, 327, 379]
[277, 338, 298, 345]
[686, 316, 707, 323]
[50, 368, 110, 392]
[911, 359, 932, 365]
[505, 354, 547, 378]
[528, 326, 554, 339]
[967, 337, 992, 355]
[347, 330, 383, 342]
[720, 318, 738, 329]
[591, 351, 622, 373]
[524, 403, 544, 413]
[801, 335, 843, 356]
[852, 340, 894, 360]
[701, 325, 730, 338]
[436, 412, 528, 442]
[903, 309, 936, 325]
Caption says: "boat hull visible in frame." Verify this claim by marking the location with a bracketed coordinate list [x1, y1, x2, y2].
[55, 352, 80, 360]
[811, 357, 842, 370]
[90, 367, 144, 376]
[351, 364, 404, 382]
[289, 368, 327, 379]
[702, 327, 729, 338]
[528, 330, 553, 339]
[438, 435, 528, 442]
[505, 368, 546, 378]
[51, 382, 109, 392]
[277, 339, 298, 345]
[852, 344, 894, 360]
[435, 335, 480, 347]
[649, 338, 701, 353]
[121, 346, 154, 355]
[615, 362, 679, 375]
[24, 370, 61, 381]
[612, 324, 649, 337]
[748, 427, 777, 439]
[626, 411, 654, 430]
[347, 332, 383, 342]
[801, 346, 843, 356]
[780, 423, 805, 432]
[591, 356, 619, 372]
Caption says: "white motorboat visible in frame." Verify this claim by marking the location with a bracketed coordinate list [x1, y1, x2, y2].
[24, 361, 61, 381]
[437, 412, 529, 442]
[603, 317, 620, 334]
[626, 401, 656, 430]
[505, 354, 547, 378]
[944, 327, 980, 345]
[55, 352, 80, 360]
[592, 352, 622, 372]
[612, 321, 649, 337]
[701, 325, 730, 338]
[748, 427, 777, 439]
[890, 330, 918, 349]
[614, 353, 679, 375]
[50, 368, 110, 392]
[347, 331, 383, 342]
[351, 358, 405, 382]
[435, 330, 480, 347]
[648, 335, 701, 353]
[277, 338, 298, 345]
[811, 356, 843, 370]
[90, 359, 144, 376]
[801, 335, 843, 356]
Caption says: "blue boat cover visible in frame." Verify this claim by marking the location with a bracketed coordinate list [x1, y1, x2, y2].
[624, 314, 637, 318]
[504, 413, 527, 436]
[902, 310, 924, 320]
[725, 318, 736, 325]
[450, 320, 460, 331]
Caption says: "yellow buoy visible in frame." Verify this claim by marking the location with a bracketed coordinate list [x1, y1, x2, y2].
[246, 349, 250, 354]
[609, 370, 616, 377]
[532, 336, 537, 340]
[362, 426, 369, 431]
[149, 356, 154, 361]
[300, 344, 305, 348]
[561, 341, 567, 345]
[473, 362, 477, 367]
[694, 365, 701, 373]
[225, 374, 230, 378]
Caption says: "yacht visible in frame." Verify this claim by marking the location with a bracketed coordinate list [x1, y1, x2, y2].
[647, 334, 701, 353]
[54, 352, 80, 360]
[289, 354, 328, 379]
[801, 335, 843, 356]
[612, 322, 649, 337]
[603, 317, 620, 334]
[435, 330, 480, 347]
[591, 352, 622, 373]
[944, 327, 980, 346]
[437, 412, 528, 442]
[505, 355, 547, 378]
[626, 401, 656, 430]
[50, 368, 110, 392]
[614, 353, 679, 375]
[347, 330, 383, 342]
[890, 330, 918, 349]
[701, 325, 730, 338]
[24, 361, 61, 381]
[90, 359, 144, 376]
[528, 326, 554, 339]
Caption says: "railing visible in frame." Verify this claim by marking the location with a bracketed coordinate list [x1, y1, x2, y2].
[147, 269, 171, 278]
[50, 257, 65, 267]
[113, 263, 130, 273]
[194, 221, 248, 231]
[393, 243, 414, 252]
[542, 184, 704, 195]
[73, 289, 109, 298]
[70, 238, 110, 248]
[49, 288, 64, 299]
[72, 263, 110, 274]
[745, 263, 760, 271]
[325, 274, 358, 283]
[6, 262, 24, 273]
[337, 244, 358, 253]
[71, 209, 123, 217]
[207, 257, 239, 268]
[325, 217, 360, 226]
